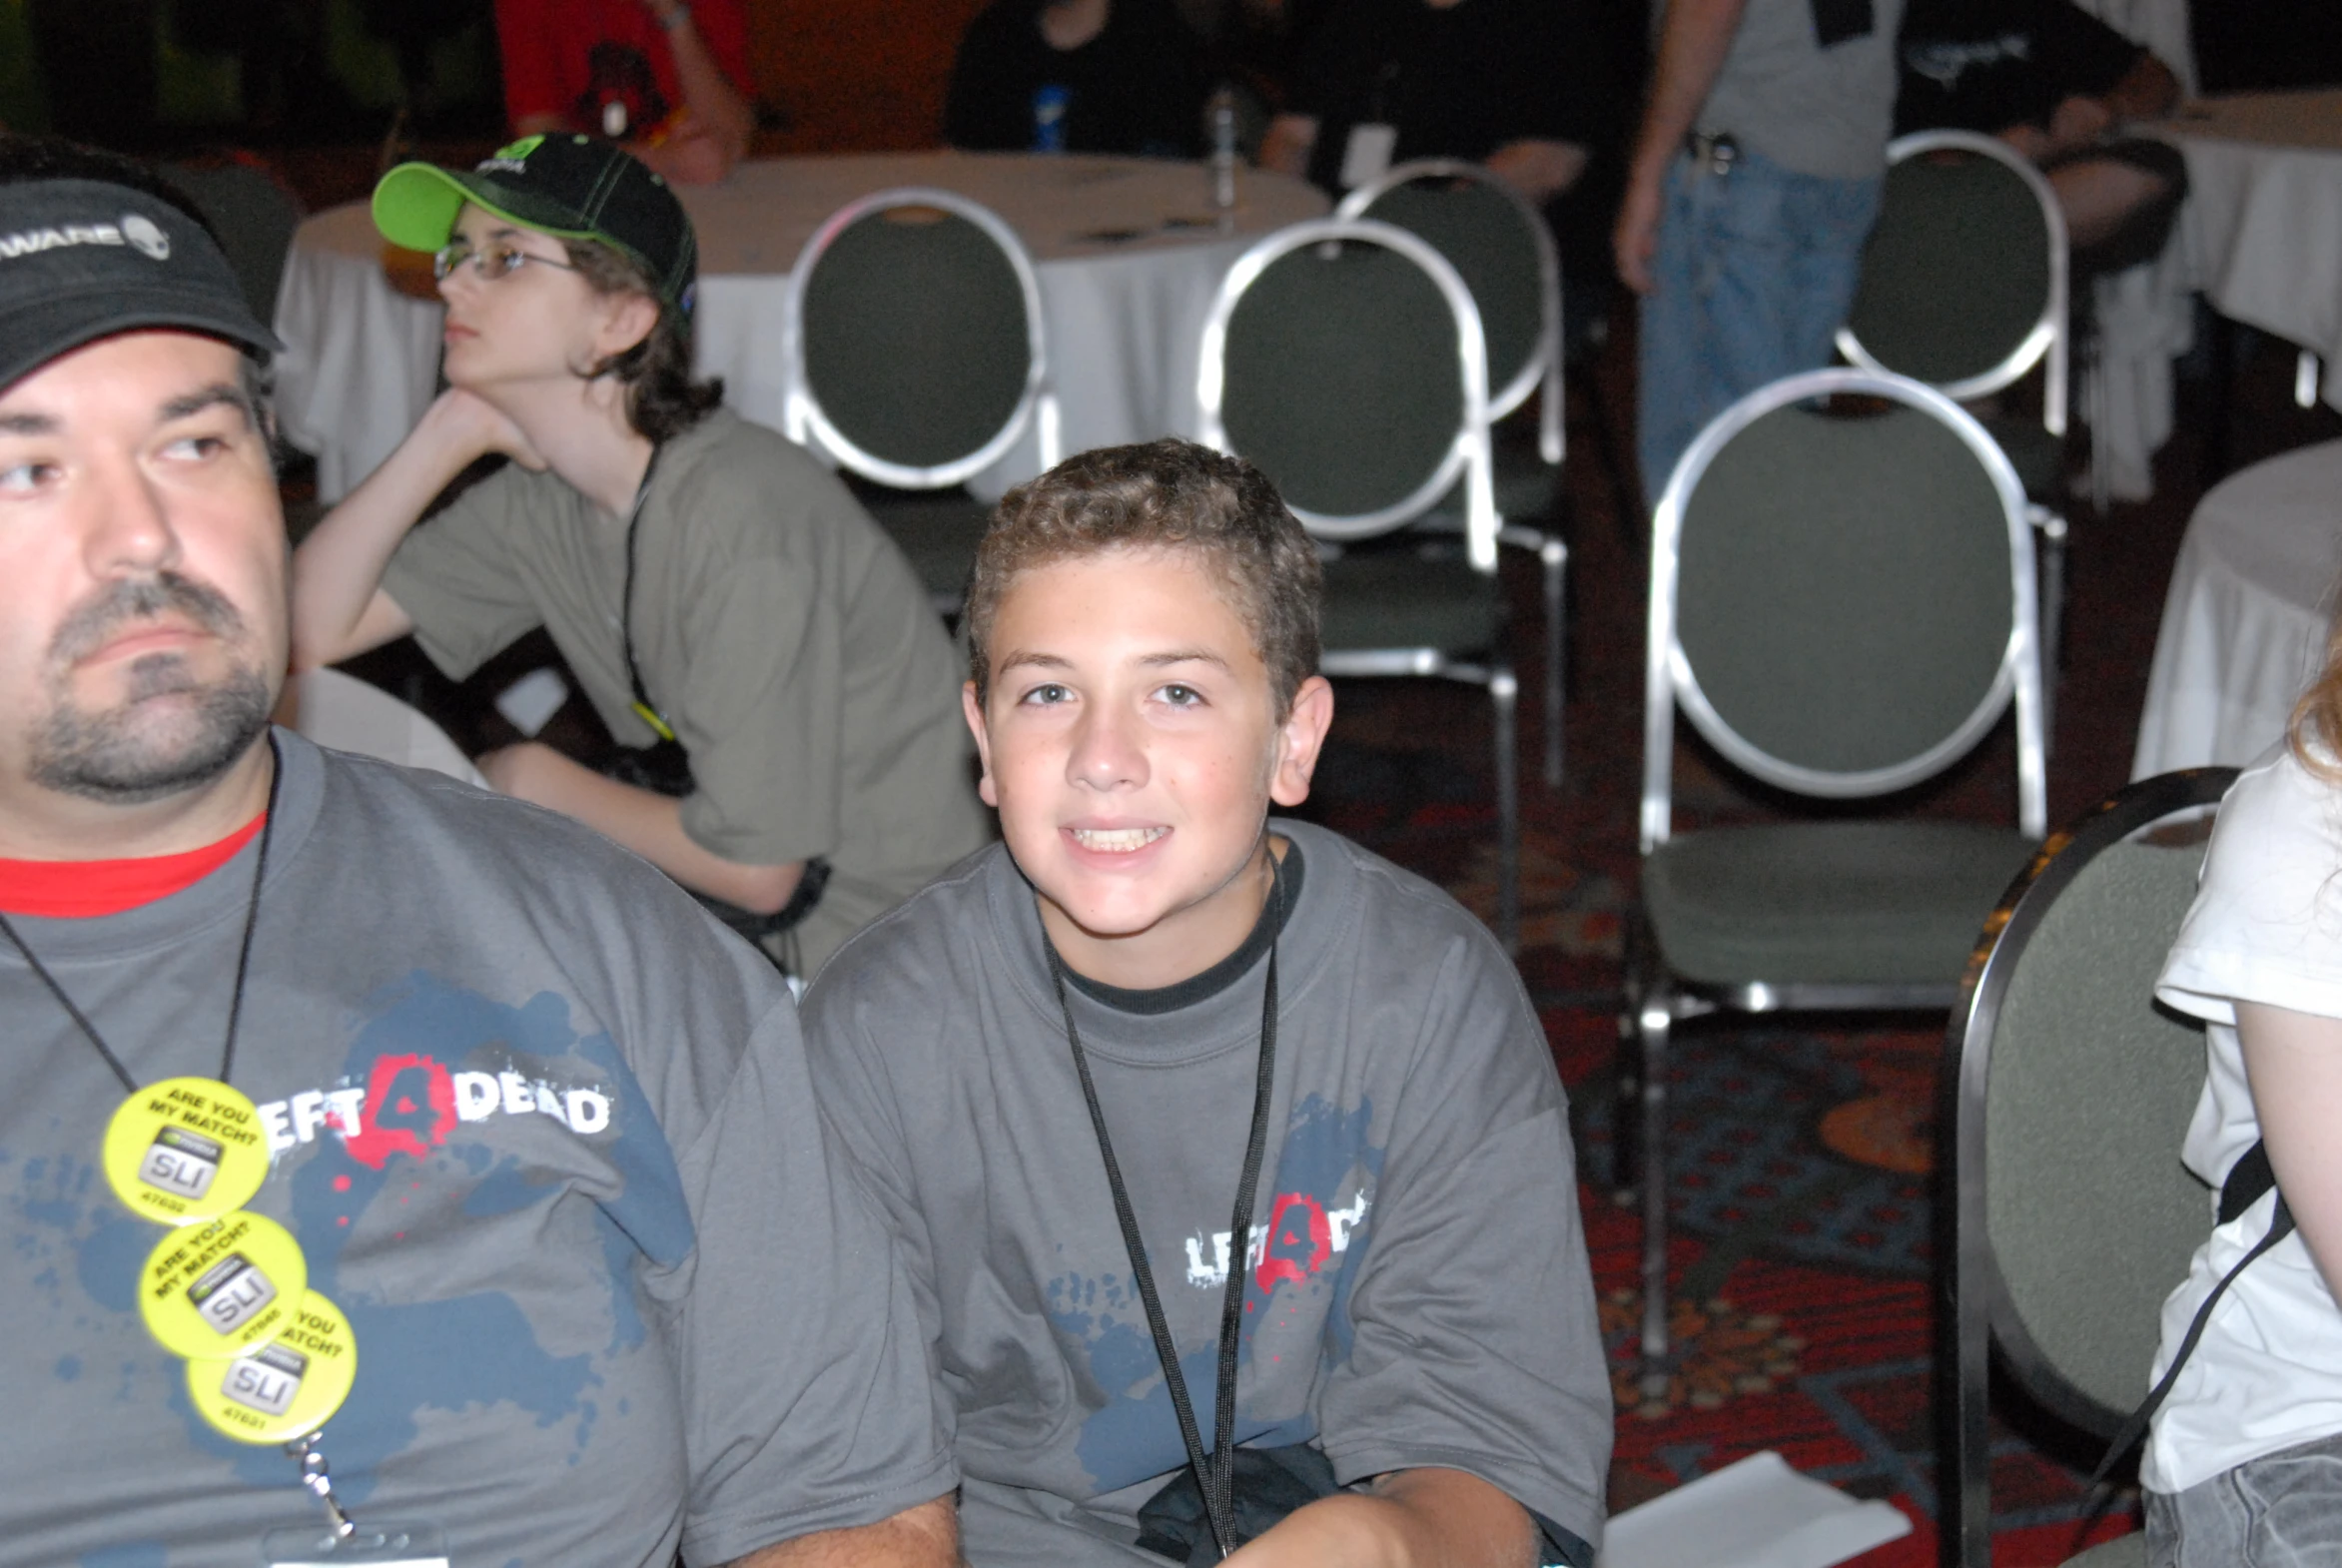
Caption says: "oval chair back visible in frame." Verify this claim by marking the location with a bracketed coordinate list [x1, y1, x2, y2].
[1944, 767, 2237, 1568]
[1336, 159, 1562, 463]
[782, 187, 1058, 489]
[1198, 216, 1496, 567]
[1645, 367, 2047, 850]
[1838, 130, 2069, 429]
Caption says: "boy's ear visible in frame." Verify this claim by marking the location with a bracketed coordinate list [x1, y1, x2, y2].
[595, 290, 661, 360]
[962, 681, 1000, 809]
[1268, 675, 1335, 808]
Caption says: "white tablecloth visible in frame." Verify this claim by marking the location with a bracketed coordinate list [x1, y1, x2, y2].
[284, 667, 486, 787]
[272, 152, 1327, 502]
[2163, 91, 2342, 406]
[2132, 438, 2342, 777]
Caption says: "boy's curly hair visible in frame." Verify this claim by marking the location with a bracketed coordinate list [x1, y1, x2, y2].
[965, 439, 1322, 717]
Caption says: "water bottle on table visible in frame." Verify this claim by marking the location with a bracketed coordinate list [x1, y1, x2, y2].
[1205, 86, 1239, 230]
[1032, 86, 1071, 154]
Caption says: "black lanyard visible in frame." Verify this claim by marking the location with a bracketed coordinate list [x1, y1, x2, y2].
[0, 733, 283, 1094]
[620, 441, 675, 744]
[1043, 853, 1284, 1562]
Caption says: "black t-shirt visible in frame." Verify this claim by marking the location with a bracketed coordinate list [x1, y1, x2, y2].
[1287, 0, 1612, 196]
[944, 0, 1212, 158]
[1895, 0, 2144, 135]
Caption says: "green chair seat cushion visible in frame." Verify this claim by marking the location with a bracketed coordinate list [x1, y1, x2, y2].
[865, 487, 990, 606]
[1979, 414, 2065, 503]
[1643, 821, 2036, 986]
[1319, 548, 1500, 655]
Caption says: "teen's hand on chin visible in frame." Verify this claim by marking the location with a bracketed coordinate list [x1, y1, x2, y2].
[420, 387, 551, 471]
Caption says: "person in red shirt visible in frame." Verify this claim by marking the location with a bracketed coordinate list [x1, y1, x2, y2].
[494, 0, 756, 184]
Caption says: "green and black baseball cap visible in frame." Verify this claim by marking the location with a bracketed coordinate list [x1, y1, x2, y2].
[373, 134, 698, 314]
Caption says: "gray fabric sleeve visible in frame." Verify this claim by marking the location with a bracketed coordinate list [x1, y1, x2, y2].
[665, 998, 958, 1564]
[671, 552, 846, 869]
[1313, 934, 1612, 1545]
[797, 981, 959, 1449]
[378, 468, 545, 681]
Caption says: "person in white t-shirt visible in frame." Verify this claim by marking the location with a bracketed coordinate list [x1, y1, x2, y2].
[2149, 628, 2342, 1564]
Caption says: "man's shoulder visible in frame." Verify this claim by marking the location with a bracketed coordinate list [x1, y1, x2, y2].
[804, 843, 1011, 1010]
[301, 734, 755, 967]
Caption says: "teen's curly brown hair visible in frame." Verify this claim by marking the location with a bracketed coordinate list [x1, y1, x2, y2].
[965, 439, 1322, 718]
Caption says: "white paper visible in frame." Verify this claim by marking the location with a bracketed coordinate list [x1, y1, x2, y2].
[1598, 1449, 1912, 1568]
[495, 666, 570, 738]
[1338, 123, 1398, 190]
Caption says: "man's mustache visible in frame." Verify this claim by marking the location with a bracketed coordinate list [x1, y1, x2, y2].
[49, 572, 246, 665]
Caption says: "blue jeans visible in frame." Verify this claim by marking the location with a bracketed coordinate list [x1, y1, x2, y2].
[1636, 146, 1881, 505]
[2147, 1432, 2342, 1566]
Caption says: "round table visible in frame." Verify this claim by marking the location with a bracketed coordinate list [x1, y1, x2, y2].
[2132, 438, 2342, 778]
[271, 152, 1328, 502]
[2163, 91, 2342, 408]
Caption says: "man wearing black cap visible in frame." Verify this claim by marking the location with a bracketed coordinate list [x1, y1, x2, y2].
[292, 133, 988, 982]
[0, 133, 958, 1566]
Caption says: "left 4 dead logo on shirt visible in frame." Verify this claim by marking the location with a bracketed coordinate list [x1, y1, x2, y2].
[254, 1053, 616, 1166]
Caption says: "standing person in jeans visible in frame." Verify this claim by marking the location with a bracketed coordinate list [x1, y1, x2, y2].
[293, 135, 989, 980]
[1614, 0, 1906, 499]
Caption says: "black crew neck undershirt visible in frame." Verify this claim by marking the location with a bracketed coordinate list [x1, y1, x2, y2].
[1061, 842, 1306, 1017]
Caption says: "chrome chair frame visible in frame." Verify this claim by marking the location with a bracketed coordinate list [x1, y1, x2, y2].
[1836, 130, 2070, 429]
[1627, 367, 2049, 1379]
[1336, 159, 1570, 788]
[1944, 766, 2236, 1568]
[1198, 217, 1519, 947]
[1836, 129, 2074, 735]
[780, 186, 1063, 489]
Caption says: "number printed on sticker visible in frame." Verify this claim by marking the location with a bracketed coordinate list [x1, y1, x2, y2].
[139, 1127, 223, 1199]
[190, 1253, 279, 1335]
[223, 1342, 308, 1418]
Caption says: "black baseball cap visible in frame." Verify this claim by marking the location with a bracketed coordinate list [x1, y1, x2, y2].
[0, 177, 280, 394]
[373, 134, 698, 314]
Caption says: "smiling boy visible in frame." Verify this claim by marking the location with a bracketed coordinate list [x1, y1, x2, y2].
[804, 440, 1610, 1566]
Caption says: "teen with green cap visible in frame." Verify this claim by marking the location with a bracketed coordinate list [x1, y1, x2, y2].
[293, 134, 987, 979]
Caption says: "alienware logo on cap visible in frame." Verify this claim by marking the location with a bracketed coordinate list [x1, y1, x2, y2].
[0, 213, 172, 264]
[123, 214, 171, 260]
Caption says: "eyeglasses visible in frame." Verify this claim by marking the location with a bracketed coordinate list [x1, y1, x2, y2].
[432, 241, 581, 283]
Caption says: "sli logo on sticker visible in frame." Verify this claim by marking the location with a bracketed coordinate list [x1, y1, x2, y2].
[189, 1252, 281, 1337]
[139, 1125, 224, 1201]
[223, 1340, 308, 1418]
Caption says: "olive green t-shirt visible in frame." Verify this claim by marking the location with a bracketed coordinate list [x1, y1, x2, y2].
[382, 408, 989, 974]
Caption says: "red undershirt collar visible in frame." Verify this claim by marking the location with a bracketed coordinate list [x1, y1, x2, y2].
[0, 814, 269, 918]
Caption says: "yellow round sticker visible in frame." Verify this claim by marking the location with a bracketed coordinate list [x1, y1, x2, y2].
[188, 1290, 358, 1444]
[101, 1077, 270, 1225]
[138, 1211, 307, 1358]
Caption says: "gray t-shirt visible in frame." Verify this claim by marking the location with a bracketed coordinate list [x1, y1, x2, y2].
[1, 734, 953, 1568]
[382, 408, 990, 975]
[1687, 0, 1909, 179]
[804, 822, 1611, 1565]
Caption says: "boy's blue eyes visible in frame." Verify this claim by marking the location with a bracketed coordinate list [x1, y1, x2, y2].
[1014, 683, 1206, 707]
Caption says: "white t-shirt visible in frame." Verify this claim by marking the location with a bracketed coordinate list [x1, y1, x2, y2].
[2148, 742, 2342, 1495]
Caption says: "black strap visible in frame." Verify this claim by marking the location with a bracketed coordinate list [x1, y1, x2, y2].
[2090, 1138, 2297, 1487]
[1044, 852, 1284, 1561]
[619, 441, 673, 742]
[0, 732, 284, 1095]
